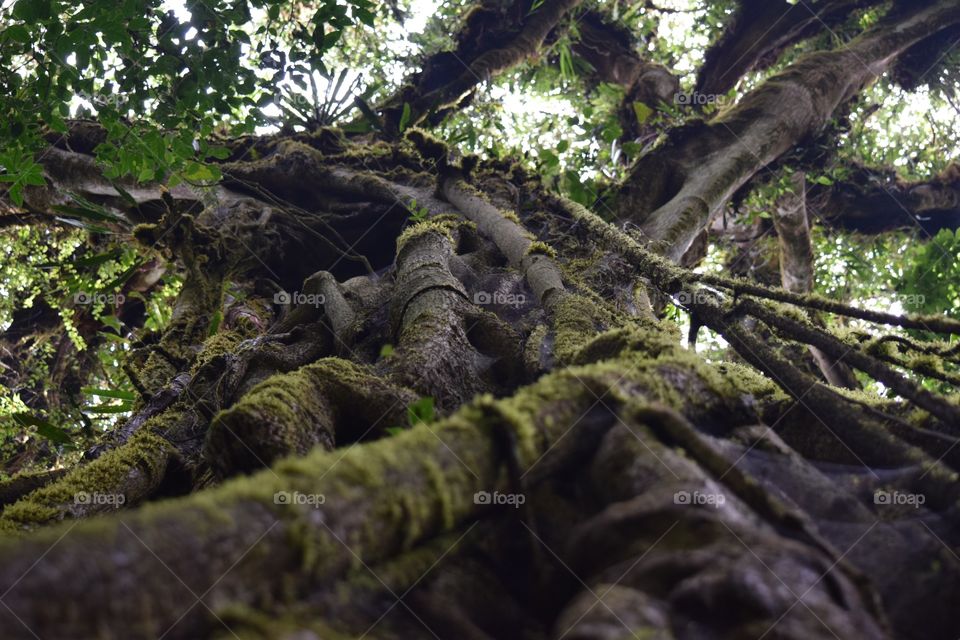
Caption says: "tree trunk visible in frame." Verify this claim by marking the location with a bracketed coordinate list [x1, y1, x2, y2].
[1, 123, 959, 640]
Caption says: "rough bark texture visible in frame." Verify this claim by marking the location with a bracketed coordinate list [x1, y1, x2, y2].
[1, 123, 959, 638]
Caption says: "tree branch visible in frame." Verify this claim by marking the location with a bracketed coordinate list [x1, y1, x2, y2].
[375, 0, 583, 134]
[773, 172, 860, 389]
[620, 0, 960, 262]
[696, 0, 882, 98]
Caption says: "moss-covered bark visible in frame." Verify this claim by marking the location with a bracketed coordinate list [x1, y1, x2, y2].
[0, 325, 796, 638]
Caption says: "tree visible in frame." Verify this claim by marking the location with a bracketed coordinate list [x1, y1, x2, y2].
[1, 0, 959, 638]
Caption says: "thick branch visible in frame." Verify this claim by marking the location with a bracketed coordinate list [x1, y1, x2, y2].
[773, 172, 860, 389]
[375, 0, 582, 133]
[620, 0, 960, 261]
[810, 163, 960, 235]
[0, 342, 790, 638]
[441, 175, 566, 305]
[571, 11, 679, 141]
[696, 0, 881, 98]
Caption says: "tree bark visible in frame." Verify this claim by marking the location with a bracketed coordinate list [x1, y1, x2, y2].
[696, 0, 882, 99]
[773, 172, 861, 389]
[619, 0, 960, 262]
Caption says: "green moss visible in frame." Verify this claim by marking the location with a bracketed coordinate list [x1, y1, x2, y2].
[207, 366, 338, 475]
[501, 209, 522, 224]
[212, 603, 356, 640]
[207, 358, 413, 477]
[571, 322, 677, 365]
[557, 195, 690, 293]
[405, 128, 449, 165]
[0, 502, 60, 530]
[335, 139, 394, 162]
[552, 293, 616, 364]
[864, 337, 899, 359]
[309, 126, 347, 153]
[396, 219, 455, 251]
[137, 351, 179, 396]
[0, 330, 815, 633]
[526, 240, 557, 259]
[429, 212, 467, 226]
[190, 330, 244, 375]
[252, 408, 496, 576]
[339, 531, 467, 597]
[421, 455, 455, 531]
[271, 139, 325, 163]
[0, 428, 175, 531]
[523, 323, 550, 372]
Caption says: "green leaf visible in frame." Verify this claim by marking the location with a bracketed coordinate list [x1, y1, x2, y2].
[110, 182, 139, 206]
[82, 387, 136, 400]
[206, 146, 231, 160]
[407, 396, 435, 426]
[208, 309, 223, 336]
[12, 414, 72, 444]
[98, 260, 142, 294]
[182, 162, 220, 182]
[633, 101, 654, 125]
[7, 183, 24, 207]
[53, 200, 124, 223]
[540, 149, 560, 169]
[13, 0, 52, 22]
[21, 169, 47, 186]
[398, 102, 412, 132]
[100, 314, 122, 333]
[85, 403, 132, 414]
[559, 43, 574, 81]
[354, 6, 375, 25]
[53, 216, 113, 234]
[2, 25, 31, 43]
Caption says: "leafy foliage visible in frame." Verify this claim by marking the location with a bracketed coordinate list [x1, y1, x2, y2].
[0, 0, 376, 192]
